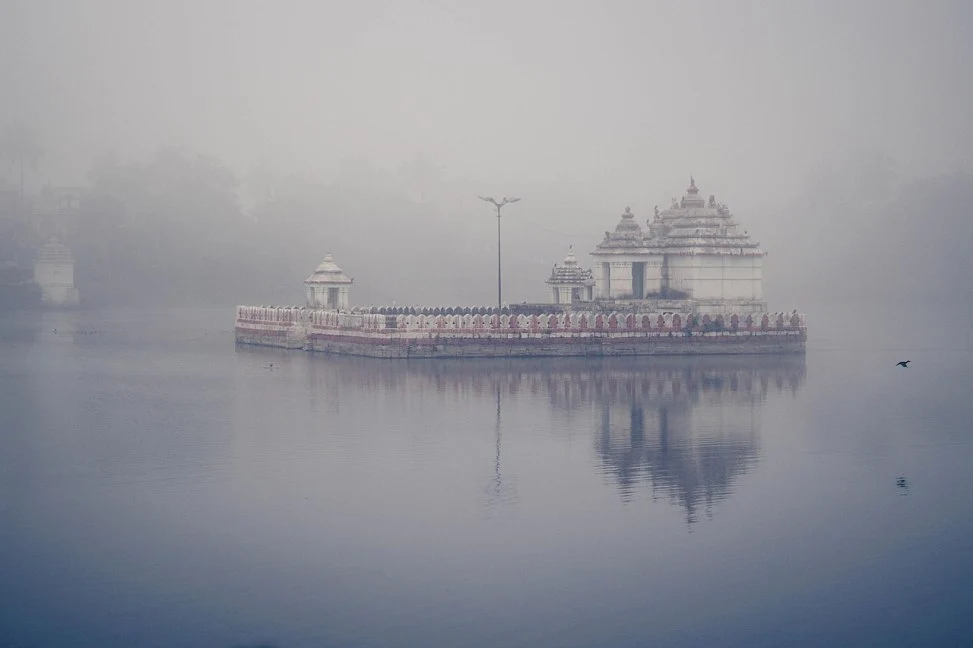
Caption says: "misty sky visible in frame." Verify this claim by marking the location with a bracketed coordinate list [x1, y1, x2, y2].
[3, 0, 972, 210]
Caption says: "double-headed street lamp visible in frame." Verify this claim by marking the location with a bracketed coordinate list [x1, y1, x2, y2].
[478, 195, 521, 311]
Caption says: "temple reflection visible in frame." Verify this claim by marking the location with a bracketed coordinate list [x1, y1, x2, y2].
[588, 358, 805, 522]
[253, 351, 805, 521]
[539, 356, 805, 521]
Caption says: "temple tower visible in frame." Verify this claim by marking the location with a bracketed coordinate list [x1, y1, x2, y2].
[653, 178, 764, 305]
[546, 247, 595, 304]
[304, 253, 352, 309]
[589, 206, 664, 300]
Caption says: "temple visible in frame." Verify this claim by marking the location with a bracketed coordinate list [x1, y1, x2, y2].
[235, 176, 805, 359]
[577, 178, 765, 314]
[304, 253, 352, 310]
[545, 247, 595, 304]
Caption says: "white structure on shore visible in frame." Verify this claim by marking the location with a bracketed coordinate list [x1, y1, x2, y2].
[304, 253, 352, 309]
[33, 237, 80, 307]
[588, 178, 765, 313]
[546, 247, 594, 304]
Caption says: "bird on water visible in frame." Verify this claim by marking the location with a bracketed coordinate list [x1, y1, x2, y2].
[896, 360, 911, 368]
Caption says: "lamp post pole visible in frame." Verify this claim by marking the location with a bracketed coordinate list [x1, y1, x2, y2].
[478, 196, 520, 311]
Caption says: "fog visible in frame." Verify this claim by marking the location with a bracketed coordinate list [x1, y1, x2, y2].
[5, 5, 973, 645]
[2, 0, 972, 312]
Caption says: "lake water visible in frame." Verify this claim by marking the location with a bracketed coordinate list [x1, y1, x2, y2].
[2, 308, 972, 648]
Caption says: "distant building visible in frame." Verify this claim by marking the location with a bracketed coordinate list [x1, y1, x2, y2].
[304, 253, 352, 309]
[586, 178, 765, 314]
[546, 247, 594, 304]
[33, 237, 80, 307]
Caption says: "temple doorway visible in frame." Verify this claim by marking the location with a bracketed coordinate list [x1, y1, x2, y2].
[632, 262, 645, 299]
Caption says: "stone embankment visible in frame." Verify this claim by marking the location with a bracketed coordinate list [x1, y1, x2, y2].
[235, 306, 806, 359]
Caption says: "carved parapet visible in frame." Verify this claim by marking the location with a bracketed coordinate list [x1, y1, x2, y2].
[236, 305, 304, 325]
[237, 305, 807, 341]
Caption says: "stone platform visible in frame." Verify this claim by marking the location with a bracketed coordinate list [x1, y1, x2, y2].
[235, 306, 806, 359]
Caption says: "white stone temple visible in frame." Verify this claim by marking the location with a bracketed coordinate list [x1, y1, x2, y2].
[585, 178, 766, 314]
[238, 185, 805, 358]
[546, 247, 595, 304]
[33, 236, 80, 307]
[304, 253, 352, 309]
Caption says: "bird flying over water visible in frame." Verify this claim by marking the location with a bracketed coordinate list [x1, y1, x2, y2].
[896, 360, 911, 368]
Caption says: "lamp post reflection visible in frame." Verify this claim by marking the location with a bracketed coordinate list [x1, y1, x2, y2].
[494, 383, 502, 498]
[485, 379, 517, 508]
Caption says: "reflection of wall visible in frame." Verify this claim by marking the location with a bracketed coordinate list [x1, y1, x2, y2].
[281, 354, 804, 404]
[243, 351, 806, 520]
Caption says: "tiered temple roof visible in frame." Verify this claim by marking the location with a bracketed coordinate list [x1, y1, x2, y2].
[546, 247, 594, 287]
[596, 206, 646, 250]
[647, 178, 764, 257]
[594, 179, 764, 257]
[304, 253, 353, 285]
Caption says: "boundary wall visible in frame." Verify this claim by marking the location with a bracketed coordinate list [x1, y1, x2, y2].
[235, 306, 806, 358]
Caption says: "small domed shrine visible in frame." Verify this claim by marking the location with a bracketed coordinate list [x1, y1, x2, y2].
[546, 247, 594, 304]
[304, 253, 352, 309]
[587, 178, 766, 314]
[33, 236, 80, 307]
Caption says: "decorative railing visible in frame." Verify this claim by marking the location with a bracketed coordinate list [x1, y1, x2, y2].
[236, 305, 806, 336]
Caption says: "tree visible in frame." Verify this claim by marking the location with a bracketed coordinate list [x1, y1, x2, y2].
[79, 148, 262, 306]
[1, 123, 43, 197]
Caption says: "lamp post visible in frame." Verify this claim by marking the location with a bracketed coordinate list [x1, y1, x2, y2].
[477, 196, 520, 311]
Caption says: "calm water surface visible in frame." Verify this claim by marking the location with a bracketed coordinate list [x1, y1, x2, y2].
[1, 308, 972, 647]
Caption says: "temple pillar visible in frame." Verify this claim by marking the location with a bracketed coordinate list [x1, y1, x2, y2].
[610, 262, 633, 299]
[596, 263, 612, 298]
